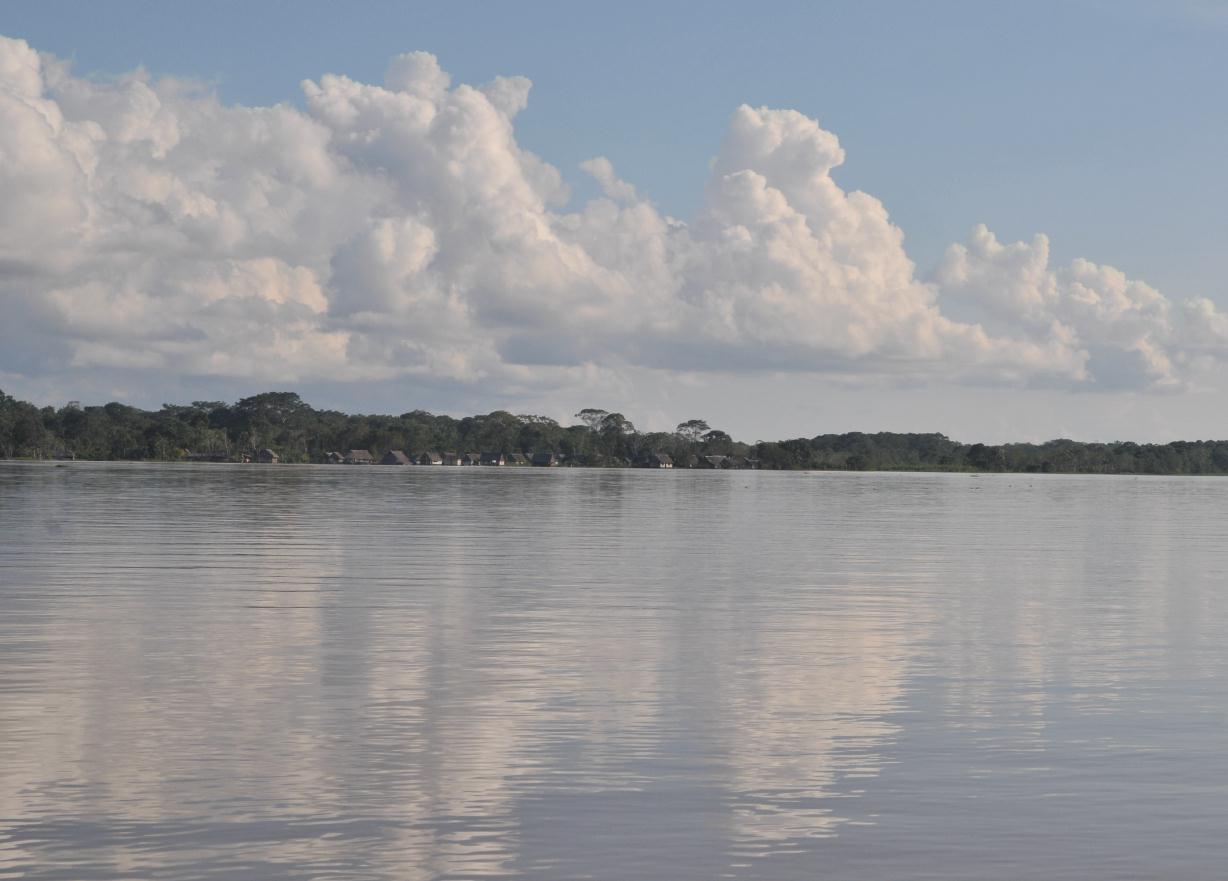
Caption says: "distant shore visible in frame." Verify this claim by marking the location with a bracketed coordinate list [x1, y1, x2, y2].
[8, 459, 1217, 480]
[4, 390, 1227, 476]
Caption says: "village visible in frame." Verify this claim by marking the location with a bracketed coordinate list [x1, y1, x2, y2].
[240, 449, 761, 469]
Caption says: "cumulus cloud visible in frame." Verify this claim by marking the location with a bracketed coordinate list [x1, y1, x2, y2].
[935, 225, 1184, 390]
[1, 34, 1224, 407]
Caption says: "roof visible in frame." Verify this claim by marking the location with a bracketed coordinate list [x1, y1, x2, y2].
[347, 449, 373, 459]
[381, 450, 411, 465]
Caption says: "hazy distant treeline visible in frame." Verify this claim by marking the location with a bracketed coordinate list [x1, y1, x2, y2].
[3, 389, 1228, 475]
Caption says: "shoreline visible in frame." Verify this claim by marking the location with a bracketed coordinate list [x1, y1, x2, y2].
[2, 458, 1218, 478]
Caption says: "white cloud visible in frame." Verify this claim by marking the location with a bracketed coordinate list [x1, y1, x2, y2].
[934, 224, 1187, 390]
[1, 34, 1224, 412]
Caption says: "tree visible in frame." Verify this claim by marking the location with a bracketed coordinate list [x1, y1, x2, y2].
[598, 413, 635, 436]
[0, 390, 15, 457]
[518, 415, 563, 453]
[461, 410, 523, 453]
[9, 404, 50, 458]
[230, 391, 312, 456]
[675, 419, 710, 442]
[966, 443, 1007, 471]
[575, 408, 609, 431]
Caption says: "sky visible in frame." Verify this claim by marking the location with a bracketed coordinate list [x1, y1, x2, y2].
[1, 0, 1226, 443]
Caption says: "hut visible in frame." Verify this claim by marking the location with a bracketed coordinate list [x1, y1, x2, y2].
[480, 452, 506, 466]
[506, 452, 530, 466]
[531, 451, 559, 467]
[462, 452, 482, 466]
[256, 449, 280, 464]
[344, 449, 374, 465]
[325, 451, 345, 464]
[417, 451, 443, 466]
[698, 455, 727, 469]
[643, 452, 673, 469]
[380, 450, 411, 465]
[442, 451, 462, 466]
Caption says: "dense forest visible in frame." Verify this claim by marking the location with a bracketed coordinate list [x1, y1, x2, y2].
[3, 389, 1228, 475]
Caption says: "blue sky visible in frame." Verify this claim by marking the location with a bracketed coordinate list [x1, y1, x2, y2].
[1, 1, 1226, 441]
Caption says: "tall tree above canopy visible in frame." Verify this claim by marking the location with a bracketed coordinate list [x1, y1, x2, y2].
[676, 419, 711, 442]
[234, 392, 309, 425]
[575, 409, 609, 431]
[599, 413, 636, 436]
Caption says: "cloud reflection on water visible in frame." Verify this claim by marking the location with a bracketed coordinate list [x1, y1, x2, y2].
[3, 465, 1228, 879]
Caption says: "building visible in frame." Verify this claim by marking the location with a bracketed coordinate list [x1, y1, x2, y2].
[480, 452, 506, 466]
[325, 451, 345, 464]
[344, 449, 374, 465]
[441, 451, 462, 466]
[462, 452, 482, 466]
[643, 452, 673, 469]
[506, 452, 530, 466]
[256, 449, 280, 464]
[380, 450, 412, 465]
[417, 451, 443, 465]
[698, 455, 727, 469]
[531, 451, 559, 467]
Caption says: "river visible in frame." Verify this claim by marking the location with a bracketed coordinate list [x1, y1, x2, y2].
[1, 462, 1226, 879]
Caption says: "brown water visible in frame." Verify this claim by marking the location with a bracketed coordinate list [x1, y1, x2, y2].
[1, 461, 1227, 879]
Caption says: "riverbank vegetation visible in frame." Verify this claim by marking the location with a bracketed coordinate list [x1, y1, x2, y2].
[3, 389, 1228, 474]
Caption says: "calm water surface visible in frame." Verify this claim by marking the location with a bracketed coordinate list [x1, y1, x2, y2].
[2, 462, 1227, 879]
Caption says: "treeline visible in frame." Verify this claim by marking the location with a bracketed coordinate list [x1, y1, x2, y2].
[0, 391, 749, 467]
[3, 389, 1228, 475]
[753, 434, 1228, 475]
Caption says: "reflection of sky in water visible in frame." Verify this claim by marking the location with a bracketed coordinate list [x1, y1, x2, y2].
[2, 464, 1228, 879]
